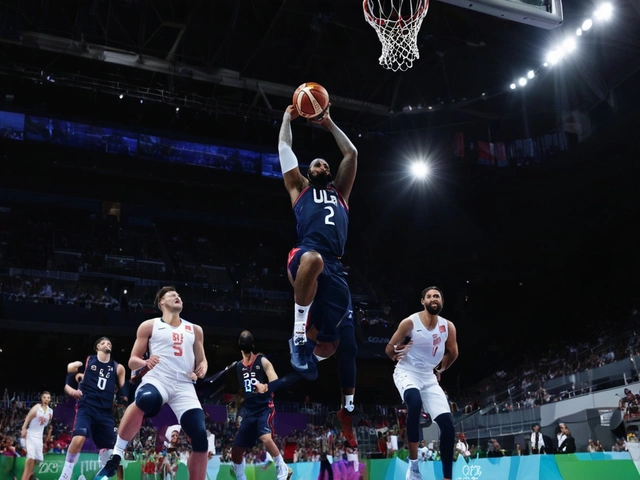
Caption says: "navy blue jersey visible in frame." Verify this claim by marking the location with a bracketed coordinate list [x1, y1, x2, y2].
[236, 355, 273, 413]
[78, 355, 118, 411]
[293, 185, 349, 258]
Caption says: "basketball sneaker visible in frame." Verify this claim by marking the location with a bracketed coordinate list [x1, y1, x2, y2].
[94, 454, 121, 480]
[337, 408, 357, 448]
[277, 464, 293, 480]
[405, 464, 422, 480]
[289, 338, 317, 381]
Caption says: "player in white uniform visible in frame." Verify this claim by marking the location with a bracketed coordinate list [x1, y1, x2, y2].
[95, 286, 209, 480]
[385, 286, 458, 480]
[21, 391, 53, 480]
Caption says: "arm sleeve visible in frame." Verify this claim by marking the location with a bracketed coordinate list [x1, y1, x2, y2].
[278, 143, 299, 174]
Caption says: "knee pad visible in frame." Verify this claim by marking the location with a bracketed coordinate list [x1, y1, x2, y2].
[72, 427, 88, 438]
[134, 384, 164, 417]
[180, 408, 208, 452]
[403, 388, 422, 443]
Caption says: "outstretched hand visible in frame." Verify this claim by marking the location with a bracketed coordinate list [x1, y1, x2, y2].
[285, 104, 299, 120]
[310, 103, 331, 126]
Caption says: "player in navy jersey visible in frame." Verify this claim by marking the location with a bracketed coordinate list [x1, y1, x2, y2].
[278, 104, 359, 446]
[230, 331, 291, 480]
[58, 337, 127, 480]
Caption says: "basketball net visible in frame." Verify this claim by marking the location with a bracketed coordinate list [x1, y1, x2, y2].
[363, 0, 429, 72]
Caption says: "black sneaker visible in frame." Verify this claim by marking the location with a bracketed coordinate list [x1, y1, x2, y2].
[94, 454, 121, 480]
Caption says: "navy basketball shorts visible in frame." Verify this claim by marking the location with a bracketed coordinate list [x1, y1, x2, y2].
[73, 406, 116, 449]
[287, 247, 354, 343]
[233, 407, 275, 448]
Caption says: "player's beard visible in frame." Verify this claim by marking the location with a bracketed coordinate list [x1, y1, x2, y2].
[426, 303, 442, 315]
[308, 171, 332, 188]
[104, 347, 112, 354]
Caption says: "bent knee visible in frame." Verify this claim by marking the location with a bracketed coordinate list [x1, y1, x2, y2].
[300, 251, 324, 269]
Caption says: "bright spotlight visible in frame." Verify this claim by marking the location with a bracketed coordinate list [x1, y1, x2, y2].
[563, 38, 577, 53]
[527, 70, 535, 79]
[119, 93, 124, 99]
[518, 77, 527, 87]
[410, 161, 429, 179]
[510, 83, 516, 90]
[594, 3, 612, 20]
[546, 49, 562, 65]
[582, 18, 593, 31]
[576, 28, 583, 36]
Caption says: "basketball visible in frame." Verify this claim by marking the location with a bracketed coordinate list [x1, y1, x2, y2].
[292, 82, 330, 119]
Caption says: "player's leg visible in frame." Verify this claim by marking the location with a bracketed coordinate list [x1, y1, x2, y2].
[91, 415, 117, 468]
[59, 409, 90, 480]
[180, 409, 208, 480]
[21, 458, 35, 480]
[95, 384, 164, 480]
[287, 247, 324, 345]
[421, 379, 454, 480]
[392, 371, 423, 480]
[230, 416, 257, 480]
[23, 436, 43, 480]
[169, 387, 208, 480]
[258, 407, 291, 480]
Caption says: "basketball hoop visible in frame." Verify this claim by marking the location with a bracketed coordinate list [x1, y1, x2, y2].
[363, 0, 430, 72]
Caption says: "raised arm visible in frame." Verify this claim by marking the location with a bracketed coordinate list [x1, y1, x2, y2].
[278, 105, 308, 205]
[193, 324, 208, 379]
[313, 106, 358, 203]
[260, 356, 278, 383]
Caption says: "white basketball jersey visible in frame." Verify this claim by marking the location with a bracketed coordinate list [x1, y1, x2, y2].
[396, 313, 449, 374]
[146, 318, 197, 384]
[27, 404, 53, 438]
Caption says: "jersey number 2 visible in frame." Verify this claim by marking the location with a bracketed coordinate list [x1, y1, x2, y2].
[324, 206, 335, 225]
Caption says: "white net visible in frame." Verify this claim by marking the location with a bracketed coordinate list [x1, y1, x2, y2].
[363, 0, 430, 72]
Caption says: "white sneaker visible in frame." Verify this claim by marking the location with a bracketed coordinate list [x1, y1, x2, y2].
[405, 466, 422, 480]
[277, 464, 293, 480]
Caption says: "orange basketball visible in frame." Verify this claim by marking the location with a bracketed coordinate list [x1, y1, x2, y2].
[292, 82, 330, 119]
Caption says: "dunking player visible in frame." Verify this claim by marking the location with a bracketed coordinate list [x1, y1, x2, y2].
[95, 286, 209, 480]
[278, 104, 359, 446]
[385, 287, 458, 480]
[58, 338, 127, 480]
[231, 331, 292, 480]
[21, 391, 53, 480]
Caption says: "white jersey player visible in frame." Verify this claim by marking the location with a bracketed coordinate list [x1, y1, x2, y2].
[95, 286, 209, 480]
[21, 391, 53, 480]
[385, 286, 458, 480]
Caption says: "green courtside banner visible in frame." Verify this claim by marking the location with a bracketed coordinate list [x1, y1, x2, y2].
[554, 452, 640, 480]
[3, 451, 639, 480]
[1, 454, 141, 480]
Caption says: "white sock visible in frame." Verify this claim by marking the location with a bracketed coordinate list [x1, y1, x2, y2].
[113, 435, 129, 458]
[232, 458, 246, 479]
[293, 302, 311, 342]
[410, 458, 419, 471]
[60, 453, 80, 480]
[344, 395, 355, 412]
[273, 454, 285, 467]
